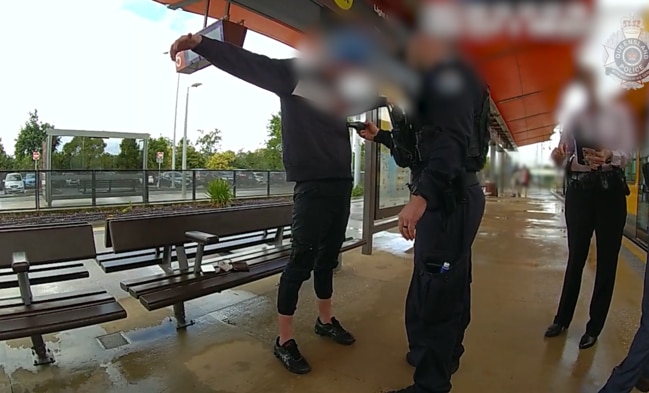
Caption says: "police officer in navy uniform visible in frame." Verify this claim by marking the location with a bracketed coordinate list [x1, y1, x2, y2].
[360, 31, 487, 393]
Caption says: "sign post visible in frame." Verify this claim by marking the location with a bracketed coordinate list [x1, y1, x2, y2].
[156, 152, 164, 188]
[32, 151, 40, 171]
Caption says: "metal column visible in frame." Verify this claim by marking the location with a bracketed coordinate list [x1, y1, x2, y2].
[361, 109, 379, 255]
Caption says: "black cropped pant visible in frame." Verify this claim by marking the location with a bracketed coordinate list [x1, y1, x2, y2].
[276, 179, 352, 316]
[553, 186, 627, 336]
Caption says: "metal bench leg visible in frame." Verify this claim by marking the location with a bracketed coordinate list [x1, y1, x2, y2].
[273, 226, 284, 247]
[333, 252, 343, 273]
[173, 302, 194, 330]
[160, 246, 172, 274]
[177, 246, 189, 271]
[31, 335, 54, 365]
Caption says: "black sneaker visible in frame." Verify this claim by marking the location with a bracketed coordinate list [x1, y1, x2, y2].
[273, 338, 311, 374]
[386, 385, 415, 393]
[315, 317, 356, 345]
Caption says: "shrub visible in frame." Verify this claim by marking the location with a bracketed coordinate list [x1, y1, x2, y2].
[205, 178, 232, 207]
[351, 185, 364, 197]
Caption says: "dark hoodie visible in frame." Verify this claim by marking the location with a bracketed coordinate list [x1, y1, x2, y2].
[193, 37, 359, 183]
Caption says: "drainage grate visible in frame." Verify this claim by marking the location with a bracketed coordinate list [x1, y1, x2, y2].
[96, 332, 129, 350]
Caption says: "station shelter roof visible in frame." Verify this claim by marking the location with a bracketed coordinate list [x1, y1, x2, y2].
[157, 0, 647, 149]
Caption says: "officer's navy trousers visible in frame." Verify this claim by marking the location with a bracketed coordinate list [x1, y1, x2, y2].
[406, 182, 485, 393]
[599, 261, 649, 393]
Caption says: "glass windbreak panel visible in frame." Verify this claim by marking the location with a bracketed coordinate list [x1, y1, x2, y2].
[94, 170, 146, 205]
[149, 170, 194, 203]
[44, 170, 93, 208]
[233, 170, 266, 198]
[377, 144, 411, 209]
[0, 170, 36, 210]
[625, 152, 637, 183]
[269, 172, 294, 195]
[195, 170, 234, 200]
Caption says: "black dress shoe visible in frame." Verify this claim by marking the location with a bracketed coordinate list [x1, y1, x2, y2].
[545, 323, 567, 337]
[636, 376, 649, 392]
[578, 334, 597, 349]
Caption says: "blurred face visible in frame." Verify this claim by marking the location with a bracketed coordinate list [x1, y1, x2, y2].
[406, 33, 447, 69]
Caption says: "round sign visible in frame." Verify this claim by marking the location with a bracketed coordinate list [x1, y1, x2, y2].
[32, 151, 40, 161]
[157, 151, 164, 159]
[334, 0, 353, 11]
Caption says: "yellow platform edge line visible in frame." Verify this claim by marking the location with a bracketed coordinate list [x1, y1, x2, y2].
[622, 237, 647, 264]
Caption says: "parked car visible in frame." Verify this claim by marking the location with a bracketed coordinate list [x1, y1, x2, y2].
[62, 173, 80, 187]
[254, 172, 268, 183]
[160, 171, 191, 188]
[23, 173, 36, 189]
[234, 171, 258, 186]
[3, 173, 25, 194]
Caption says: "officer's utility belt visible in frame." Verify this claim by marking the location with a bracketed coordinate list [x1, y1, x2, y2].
[465, 172, 479, 187]
[567, 169, 630, 195]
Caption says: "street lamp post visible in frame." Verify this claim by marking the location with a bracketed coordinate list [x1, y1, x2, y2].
[181, 82, 202, 198]
[171, 73, 180, 172]
[163, 50, 182, 188]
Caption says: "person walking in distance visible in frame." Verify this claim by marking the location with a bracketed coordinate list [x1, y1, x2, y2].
[169, 22, 385, 374]
[544, 67, 634, 350]
[519, 165, 531, 198]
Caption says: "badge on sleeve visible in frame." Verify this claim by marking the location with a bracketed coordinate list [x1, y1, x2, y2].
[432, 69, 464, 96]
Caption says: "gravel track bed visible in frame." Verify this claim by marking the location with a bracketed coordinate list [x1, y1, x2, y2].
[0, 197, 292, 227]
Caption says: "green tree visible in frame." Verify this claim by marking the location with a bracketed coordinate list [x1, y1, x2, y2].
[0, 139, 14, 170]
[263, 112, 283, 170]
[196, 128, 222, 158]
[233, 149, 268, 169]
[116, 139, 141, 169]
[145, 136, 172, 169]
[14, 110, 59, 162]
[62, 137, 107, 169]
[174, 138, 205, 169]
[205, 150, 236, 169]
[99, 153, 116, 169]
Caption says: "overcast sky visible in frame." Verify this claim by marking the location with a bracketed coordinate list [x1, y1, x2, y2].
[0, 0, 297, 156]
[0, 0, 645, 165]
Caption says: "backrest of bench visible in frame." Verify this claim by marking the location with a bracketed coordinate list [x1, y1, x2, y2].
[109, 203, 293, 253]
[0, 223, 97, 268]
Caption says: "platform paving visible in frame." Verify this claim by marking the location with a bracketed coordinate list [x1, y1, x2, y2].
[0, 190, 646, 393]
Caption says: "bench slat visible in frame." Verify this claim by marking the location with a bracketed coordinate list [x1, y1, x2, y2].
[124, 246, 292, 298]
[99, 229, 292, 274]
[0, 265, 89, 290]
[0, 293, 115, 319]
[0, 224, 96, 268]
[0, 302, 126, 341]
[100, 253, 162, 274]
[140, 257, 289, 311]
[0, 288, 109, 309]
[109, 203, 293, 253]
[0, 262, 85, 277]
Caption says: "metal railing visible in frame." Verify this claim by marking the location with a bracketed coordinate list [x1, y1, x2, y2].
[0, 169, 294, 211]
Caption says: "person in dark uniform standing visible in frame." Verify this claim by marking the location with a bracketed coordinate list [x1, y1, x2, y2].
[169, 25, 385, 375]
[360, 31, 488, 393]
[545, 68, 634, 350]
[599, 231, 649, 392]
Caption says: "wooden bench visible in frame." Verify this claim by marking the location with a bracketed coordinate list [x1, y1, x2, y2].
[0, 223, 126, 365]
[108, 202, 365, 329]
[99, 211, 292, 273]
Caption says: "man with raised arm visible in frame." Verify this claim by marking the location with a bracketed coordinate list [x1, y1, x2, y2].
[169, 30, 380, 375]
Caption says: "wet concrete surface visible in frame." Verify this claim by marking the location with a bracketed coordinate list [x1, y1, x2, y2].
[1, 190, 647, 392]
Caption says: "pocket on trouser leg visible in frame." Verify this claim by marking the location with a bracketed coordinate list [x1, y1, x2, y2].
[417, 260, 468, 325]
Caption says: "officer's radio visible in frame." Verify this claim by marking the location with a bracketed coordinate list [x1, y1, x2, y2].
[385, 104, 421, 169]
